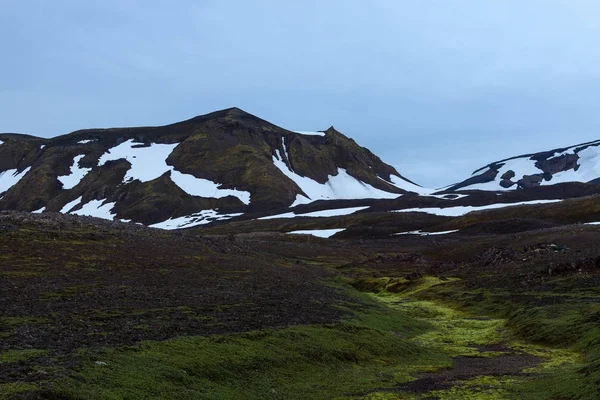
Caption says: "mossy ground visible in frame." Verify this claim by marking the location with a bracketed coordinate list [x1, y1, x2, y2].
[42, 291, 442, 400]
[23, 278, 582, 400]
[2, 212, 599, 399]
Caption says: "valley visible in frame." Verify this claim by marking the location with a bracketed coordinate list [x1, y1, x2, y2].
[1, 109, 600, 399]
[1, 209, 599, 399]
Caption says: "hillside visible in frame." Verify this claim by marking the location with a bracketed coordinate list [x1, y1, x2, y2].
[3, 110, 600, 236]
[2, 111, 600, 398]
[447, 139, 600, 191]
[0, 108, 424, 227]
[1, 210, 600, 399]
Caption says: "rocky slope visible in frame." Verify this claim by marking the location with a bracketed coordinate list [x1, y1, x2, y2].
[447, 139, 600, 191]
[0, 108, 424, 227]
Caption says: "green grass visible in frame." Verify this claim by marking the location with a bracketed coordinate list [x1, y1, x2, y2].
[410, 278, 600, 400]
[47, 292, 446, 400]
[0, 349, 49, 363]
[6, 276, 597, 399]
[0, 382, 40, 400]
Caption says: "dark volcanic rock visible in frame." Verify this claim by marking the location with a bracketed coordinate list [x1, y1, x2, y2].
[517, 174, 544, 189]
[0, 108, 411, 225]
[500, 179, 516, 189]
[536, 153, 579, 175]
[501, 170, 516, 180]
[447, 166, 499, 191]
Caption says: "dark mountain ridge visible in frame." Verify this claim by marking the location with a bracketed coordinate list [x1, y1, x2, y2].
[0, 107, 420, 226]
[447, 139, 600, 191]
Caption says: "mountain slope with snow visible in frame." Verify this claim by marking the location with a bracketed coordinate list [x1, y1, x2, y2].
[0, 107, 426, 228]
[448, 139, 600, 192]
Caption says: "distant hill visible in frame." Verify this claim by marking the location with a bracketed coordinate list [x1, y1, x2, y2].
[447, 139, 600, 191]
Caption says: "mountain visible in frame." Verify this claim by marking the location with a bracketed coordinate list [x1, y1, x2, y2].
[447, 139, 600, 191]
[0, 107, 424, 227]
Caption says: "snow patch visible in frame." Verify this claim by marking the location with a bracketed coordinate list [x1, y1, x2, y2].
[60, 197, 83, 213]
[77, 139, 94, 144]
[272, 154, 400, 205]
[425, 194, 469, 200]
[71, 199, 116, 220]
[394, 229, 459, 236]
[98, 140, 251, 204]
[170, 170, 250, 204]
[150, 210, 243, 230]
[0, 140, 4, 146]
[463, 142, 600, 191]
[286, 229, 344, 238]
[292, 130, 325, 137]
[392, 200, 561, 217]
[259, 206, 369, 220]
[544, 146, 600, 184]
[0, 167, 31, 194]
[32, 207, 45, 213]
[58, 155, 91, 190]
[98, 140, 179, 182]
[379, 175, 433, 195]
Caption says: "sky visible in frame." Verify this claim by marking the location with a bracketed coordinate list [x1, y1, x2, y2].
[2, 1, 600, 188]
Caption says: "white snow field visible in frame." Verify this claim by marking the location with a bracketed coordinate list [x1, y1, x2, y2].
[58, 155, 91, 189]
[394, 229, 459, 236]
[425, 194, 469, 200]
[272, 150, 401, 206]
[462, 141, 600, 191]
[72, 199, 117, 220]
[545, 145, 600, 184]
[292, 130, 326, 137]
[259, 206, 369, 220]
[286, 228, 345, 238]
[393, 199, 561, 217]
[378, 175, 433, 195]
[98, 140, 251, 204]
[0, 140, 4, 145]
[32, 207, 45, 213]
[58, 196, 117, 219]
[59, 197, 83, 213]
[0, 167, 31, 193]
[149, 210, 243, 230]
[77, 139, 94, 144]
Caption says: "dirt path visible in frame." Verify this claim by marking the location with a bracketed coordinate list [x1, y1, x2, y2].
[398, 352, 541, 394]
[362, 278, 581, 399]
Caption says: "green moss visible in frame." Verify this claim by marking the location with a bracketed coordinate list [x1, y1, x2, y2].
[364, 393, 414, 400]
[1, 316, 49, 327]
[0, 349, 49, 363]
[47, 286, 450, 400]
[430, 376, 518, 400]
[0, 270, 44, 277]
[0, 382, 40, 399]
[41, 284, 98, 301]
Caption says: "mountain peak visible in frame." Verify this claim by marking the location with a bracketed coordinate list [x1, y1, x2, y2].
[182, 107, 271, 128]
[0, 108, 419, 228]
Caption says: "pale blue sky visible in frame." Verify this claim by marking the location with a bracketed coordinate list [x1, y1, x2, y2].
[2, 1, 600, 187]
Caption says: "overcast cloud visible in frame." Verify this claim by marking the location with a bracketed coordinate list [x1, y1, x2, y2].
[2, 0, 599, 187]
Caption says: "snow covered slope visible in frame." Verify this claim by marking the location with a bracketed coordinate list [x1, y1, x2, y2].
[0, 168, 31, 195]
[0, 107, 426, 228]
[449, 139, 600, 191]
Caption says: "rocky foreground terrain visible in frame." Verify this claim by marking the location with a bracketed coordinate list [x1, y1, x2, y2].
[0, 201, 599, 399]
